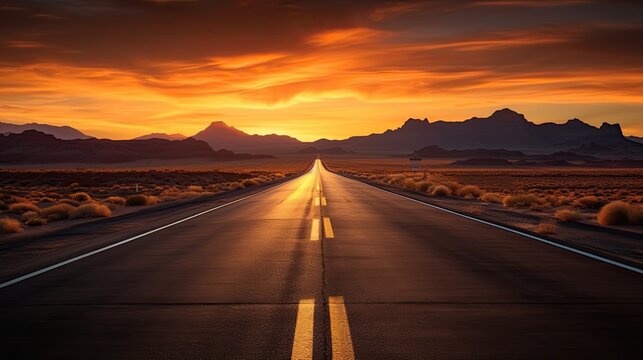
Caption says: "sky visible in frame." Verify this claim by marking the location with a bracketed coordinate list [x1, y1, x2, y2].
[0, 0, 642, 141]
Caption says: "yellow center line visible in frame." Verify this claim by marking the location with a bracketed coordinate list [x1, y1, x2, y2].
[313, 197, 320, 207]
[323, 217, 334, 239]
[321, 197, 327, 206]
[329, 296, 355, 360]
[310, 219, 320, 241]
[291, 298, 315, 360]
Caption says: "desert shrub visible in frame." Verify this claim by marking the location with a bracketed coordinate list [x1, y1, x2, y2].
[415, 180, 431, 192]
[103, 196, 126, 206]
[70, 192, 92, 202]
[241, 178, 259, 187]
[503, 194, 539, 208]
[177, 191, 206, 199]
[70, 203, 111, 219]
[41, 203, 75, 221]
[597, 201, 643, 226]
[187, 185, 204, 192]
[146, 195, 160, 205]
[573, 195, 605, 209]
[536, 220, 557, 234]
[29, 191, 45, 198]
[39, 197, 56, 203]
[403, 178, 417, 190]
[0, 217, 23, 233]
[430, 185, 451, 196]
[69, 182, 80, 189]
[555, 209, 584, 222]
[386, 174, 406, 186]
[228, 182, 244, 191]
[22, 211, 47, 226]
[445, 181, 463, 194]
[125, 194, 149, 206]
[457, 185, 482, 198]
[161, 188, 180, 197]
[59, 199, 80, 206]
[9, 202, 41, 214]
[480, 192, 503, 204]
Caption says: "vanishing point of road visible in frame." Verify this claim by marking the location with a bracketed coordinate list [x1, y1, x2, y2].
[1, 159, 642, 359]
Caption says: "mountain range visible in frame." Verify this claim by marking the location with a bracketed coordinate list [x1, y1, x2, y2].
[2, 108, 641, 157]
[0, 121, 92, 140]
[132, 132, 187, 141]
[312, 109, 642, 155]
[0, 130, 270, 164]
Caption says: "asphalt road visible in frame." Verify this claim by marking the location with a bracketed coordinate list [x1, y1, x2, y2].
[1, 159, 642, 359]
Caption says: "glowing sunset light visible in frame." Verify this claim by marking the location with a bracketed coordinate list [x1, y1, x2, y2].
[0, 0, 642, 140]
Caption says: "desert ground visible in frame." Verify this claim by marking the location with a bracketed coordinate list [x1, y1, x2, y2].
[2, 153, 641, 263]
[0, 156, 312, 234]
[326, 155, 642, 227]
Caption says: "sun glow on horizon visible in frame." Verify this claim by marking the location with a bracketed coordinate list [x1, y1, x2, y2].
[1, 1, 642, 139]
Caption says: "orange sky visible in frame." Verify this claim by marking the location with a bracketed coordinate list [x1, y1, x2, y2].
[1, 0, 642, 140]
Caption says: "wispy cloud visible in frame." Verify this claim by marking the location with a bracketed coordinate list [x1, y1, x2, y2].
[0, 0, 642, 138]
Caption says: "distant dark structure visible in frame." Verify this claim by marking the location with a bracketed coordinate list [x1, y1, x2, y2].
[409, 157, 422, 172]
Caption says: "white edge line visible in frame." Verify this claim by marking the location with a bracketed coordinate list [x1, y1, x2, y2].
[339, 173, 643, 275]
[0, 177, 299, 290]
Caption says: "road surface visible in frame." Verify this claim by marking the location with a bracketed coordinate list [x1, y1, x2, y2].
[1, 159, 642, 359]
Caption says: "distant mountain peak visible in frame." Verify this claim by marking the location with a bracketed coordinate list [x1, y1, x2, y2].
[401, 118, 429, 129]
[201, 121, 247, 136]
[487, 108, 527, 122]
[192, 120, 301, 152]
[207, 120, 232, 128]
[598, 122, 623, 137]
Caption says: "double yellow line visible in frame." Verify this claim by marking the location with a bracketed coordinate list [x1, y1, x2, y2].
[291, 296, 355, 360]
[311, 164, 333, 241]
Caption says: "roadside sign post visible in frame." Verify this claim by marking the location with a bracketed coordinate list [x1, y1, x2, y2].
[409, 157, 422, 172]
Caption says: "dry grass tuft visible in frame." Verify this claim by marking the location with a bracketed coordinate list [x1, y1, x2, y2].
[146, 195, 160, 205]
[457, 185, 482, 198]
[597, 201, 643, 226]
[241, 178, 259, 187]
[430, 185, 451, 196]
[228, 182, 244, 191]
[22, 211, 47, 226]
[503, 194, 539, 208]
[41, 203, 75, 221]
[70, 203, 111, 219]
[58, 199, 80, 207]
[403, 178, 417, 190]
[480, 192, 503, 204]
[125, 194, 150, 206]
[416, 180, 431, 192]
[555, 209, 584, 222]
[103, 196, 126, 206]
[186, 185, 204, 192]
[536, 220, 557, 234]
[386, 174, 406, 186]
[70, 192, 92, 202]
[0, 217, 23, 233]
[9, 202, 41, 214]
[573, 195, 604, 209]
